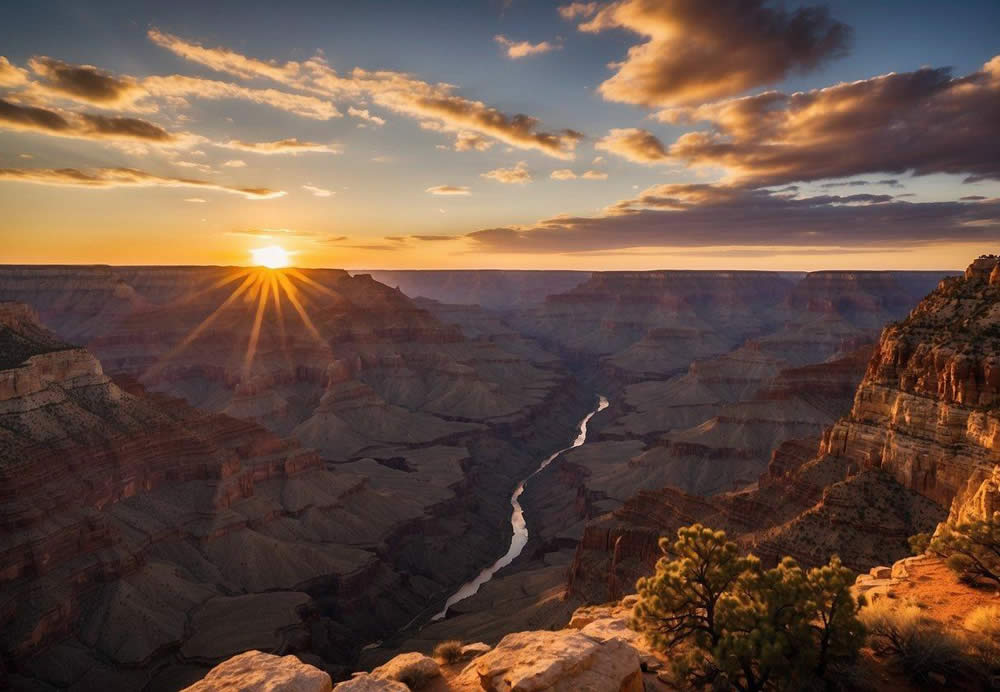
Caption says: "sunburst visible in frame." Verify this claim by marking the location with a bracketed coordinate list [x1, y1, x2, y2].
[143, 256, 336, 385]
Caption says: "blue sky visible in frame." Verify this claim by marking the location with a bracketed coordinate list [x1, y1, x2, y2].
[1, 0, 998, 269]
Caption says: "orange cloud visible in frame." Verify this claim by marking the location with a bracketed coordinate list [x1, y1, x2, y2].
[481, 161, 532, 184]
[27, 56, 145, 107]
[0, 57, 29, 87]
[595, 128, 668, 163]
[0, 97, 182, 144]
[571, 0, 851, 107]
[494, 35, 560, 59]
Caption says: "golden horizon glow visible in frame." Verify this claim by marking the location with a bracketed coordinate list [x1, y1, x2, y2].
[250, 245, 291, 269]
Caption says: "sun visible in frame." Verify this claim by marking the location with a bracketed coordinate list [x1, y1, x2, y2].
[250, 245, 290, 269]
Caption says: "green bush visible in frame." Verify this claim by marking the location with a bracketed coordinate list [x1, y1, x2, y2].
[929, 512, 1000, 587]
[631, 524, 864, 691]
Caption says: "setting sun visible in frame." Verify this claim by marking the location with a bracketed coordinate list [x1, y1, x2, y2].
[250, 245, 290, 269]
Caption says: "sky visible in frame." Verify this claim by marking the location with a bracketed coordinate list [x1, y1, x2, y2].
[0, 0, 998, 271]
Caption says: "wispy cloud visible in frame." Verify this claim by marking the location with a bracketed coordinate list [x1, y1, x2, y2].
[0, 166, 284, 199]
[302, 184, 332, 197]
[218, 138, 341, 154]
[426, 184, 470, 195]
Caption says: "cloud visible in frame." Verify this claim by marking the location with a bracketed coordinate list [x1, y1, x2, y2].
[551, 169, 577, 180]
[582, 169, 608, 180]
[961, 195, 988, 201]
[184, 197, 206, 203]
[819, 179, 901, 188]
[662, 56, 1000, 185]
[494, 35, 560, 59]
[466, 183, 1000, 254]
[150, 30, 582, 159]
[0, 98, 182, 145]
[142, 75, 339, 119]
[454, 131, 494, 151]
[482, 160, 531, 184]
[411, 234, 455, 241]
[571, 0, 851, 107]
[148, 28, 301, 82]
[558, 2, 599, 20]
[218, 138, 341, 154]
[27, 56, 145, 107]
[595, 127, 668, 163]
[228, 227, 317, 238]
[0, 166, 284, 199]
[222, 159, 246, 167]
[348, 106, 385, 125]
[426, 185, 470, 195]
[302, 184, 332, 197]
[0, 57, 29, 87]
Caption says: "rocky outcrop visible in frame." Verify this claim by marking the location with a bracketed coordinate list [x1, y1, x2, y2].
[182, 651, 332, 692]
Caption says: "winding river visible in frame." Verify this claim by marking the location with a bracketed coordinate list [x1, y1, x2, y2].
[432, 394, 609, 621]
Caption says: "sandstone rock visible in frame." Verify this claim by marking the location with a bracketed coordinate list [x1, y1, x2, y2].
[459, 642, 492, 658]
[869, 566, 892, 579]
[182, 651, 332, 692]
[370, 652, 440, 687]
[463, 629, 642, 692]
[333, 676, 408, 692]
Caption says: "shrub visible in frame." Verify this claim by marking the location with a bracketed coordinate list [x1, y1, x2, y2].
[860, 598, 968, 684]
[631, 524, 863, 691]
[929, 512, 1000, 587]
[432, 639, 464, 664]
[964, 606, 1000, 673]
[907, 532, 931, 555]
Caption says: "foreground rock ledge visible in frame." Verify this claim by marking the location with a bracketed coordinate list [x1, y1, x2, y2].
[182, 651, 332, 692]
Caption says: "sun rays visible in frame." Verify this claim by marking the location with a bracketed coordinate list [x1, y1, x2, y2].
[143, 265, 334, 385]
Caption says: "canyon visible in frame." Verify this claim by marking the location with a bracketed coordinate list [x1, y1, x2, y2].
[0, 263, 970, 690]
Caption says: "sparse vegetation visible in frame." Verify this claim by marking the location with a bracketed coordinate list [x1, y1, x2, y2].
[631, 524, 864, 691]
[964, 605, 1000, 674]
[927, 512, 1000, 587]
[432, 639, 464, 664]
[860, 598, 969, 684]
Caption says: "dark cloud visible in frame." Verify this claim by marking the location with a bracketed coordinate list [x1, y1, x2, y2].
[0, 98, 71, 132]
[29, 56, 143, 106]
[961, 195, 988, 201]
[0, 98, 178, 144]
[663, 56, 1000, 186]
[411, 235, 455, 241]
[466, 183, 1000, 254]
[77, 113, 172, 141]
[570, 0, 851, 107]
[0, 166, 284, 199]
[820, 179, 900, 188]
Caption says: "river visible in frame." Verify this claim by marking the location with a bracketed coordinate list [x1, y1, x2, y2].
[432, 394, 609, 621]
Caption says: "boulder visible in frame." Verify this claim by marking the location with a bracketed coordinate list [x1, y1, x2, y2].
[463, 629, 643, 692]
[182, 651, 332, 692]
[370, 652, 440, 688]
[460, 642, 492, 659]
[869, 566, 892, 579]
[333, 675, 409, 691]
